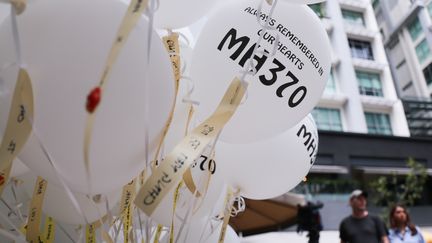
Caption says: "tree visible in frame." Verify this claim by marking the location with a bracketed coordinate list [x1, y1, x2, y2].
[369, 158, 428, 221]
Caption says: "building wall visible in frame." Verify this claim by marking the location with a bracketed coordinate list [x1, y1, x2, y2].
[376, 0, 432, 98]
[314, 0, 410, 136]
[308, 0, 432, 229]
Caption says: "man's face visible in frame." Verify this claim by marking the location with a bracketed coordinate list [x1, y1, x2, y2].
[350, 195, 367, 211]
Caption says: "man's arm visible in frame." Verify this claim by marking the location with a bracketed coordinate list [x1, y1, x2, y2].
[375, 216, 389, 243]
[339, 219, 347, 243]
[381, 235, 389, 243]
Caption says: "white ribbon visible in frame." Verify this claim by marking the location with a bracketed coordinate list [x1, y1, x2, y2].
[10, 4, 23, 68]
[240, 0, 279, 82]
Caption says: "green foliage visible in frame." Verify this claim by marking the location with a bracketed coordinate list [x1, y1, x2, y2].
[369, 158, 428, 221]
[294, 178, 360, 195]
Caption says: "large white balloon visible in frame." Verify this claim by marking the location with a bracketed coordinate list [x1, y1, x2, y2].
[0, 0, 174, 194]
[0, 4, 8, 24]
[215, 114, 318, 200]
[153, 0, 218, 30]
[10, 159, 29, 177]
[18, 172, 121, 225]
[190, 0, 331, 143]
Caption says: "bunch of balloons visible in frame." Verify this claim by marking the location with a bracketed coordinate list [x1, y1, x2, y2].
[0, 0, 329, 242]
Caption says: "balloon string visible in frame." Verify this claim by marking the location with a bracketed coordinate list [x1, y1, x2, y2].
[136, 206, 144, 243]
[180, 77, 199, 107]
[144, 0, 157, 171]
[0, 195, 25, 231]
[229, 195, 245, 217]
[10, 181, 25, 222]
[177, 31, 191, 49]
[173, 180, 204, 242]
[85, 194, 112, 242]
[29, 121, 89, 225]
[83, 0, 150, 199]
[113, 218, 122, 242]
[10, 5, 23, 69]
[0, 210, 26, 242]
[174, 195, 193, 243]
[132, 217, 139, 243]
[151, 31, 182, 169]
[0, 227, 24, 242]
[240, 0, 279, 83]
[145, 216, 151, 243]
[76, 226, 84, 243]
[55, 223, 75, 243]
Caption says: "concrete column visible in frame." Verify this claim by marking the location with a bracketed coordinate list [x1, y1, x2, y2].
[326, 0, 368, 133]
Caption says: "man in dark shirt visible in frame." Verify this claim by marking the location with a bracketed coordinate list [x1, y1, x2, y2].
[339, 189, 389, 243]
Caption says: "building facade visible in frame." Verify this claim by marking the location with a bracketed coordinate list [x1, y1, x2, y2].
[311, 0, 410, 137]
[298, 0, 432, 230]
[373, 0, 432, 136]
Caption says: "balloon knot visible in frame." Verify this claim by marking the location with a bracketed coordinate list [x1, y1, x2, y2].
[0, 174, 5, 186]
[86, 87, 102, 113]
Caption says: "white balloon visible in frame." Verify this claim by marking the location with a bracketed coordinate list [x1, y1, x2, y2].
[153, 0, 218, 30]
[215, 114, 318, 200]
[10, 159, 29, 177]
[225, 225, 241, 243]
[190, 0, 331, 143]
[18, 172, 121, 225]
[0, 4, 8, 24]
[0, 0, 174, 194]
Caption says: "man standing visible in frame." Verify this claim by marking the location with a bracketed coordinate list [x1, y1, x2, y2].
[339, 189, 389, 243]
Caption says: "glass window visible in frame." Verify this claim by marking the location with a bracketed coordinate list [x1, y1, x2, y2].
[407, 17, 422, 41]
[365, 112, 392, 135]
[356, 71, 383, 97]
[423, 62, 432, 85]
[324, 69, 337, 94]
[415, 39, 431, 63]
[428, 3, 432, 18]
[312, 108, 343, 131]
[309, 3, 325, 18]
[372, 0, 380, 9]
[348, 39, 374, 60]
[342, 9, 365, 27]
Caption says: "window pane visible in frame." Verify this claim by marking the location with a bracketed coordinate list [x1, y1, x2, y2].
[407, 17, 422, 41]
[422, 62, 432, 85]
[312, 108, 343, 131]
[348, 39, 374, 60]
[309, 3, 324, 18]
[428, 3, 432, 18]
[364, 112, 392, 135]
[356, 71, 383, 97]
[324, 69, 336, 94]
[372, 0, 380, 9]
[342, 9, 365, 27]
[415, 39, 431, 63]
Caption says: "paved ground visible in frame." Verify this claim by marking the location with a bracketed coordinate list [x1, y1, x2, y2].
[240, 228, 432, 243]
[240, 231, 340, 243]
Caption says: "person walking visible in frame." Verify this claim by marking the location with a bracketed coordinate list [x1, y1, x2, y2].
[388, 204, 425, 243]
[339, 189, 389, 243]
